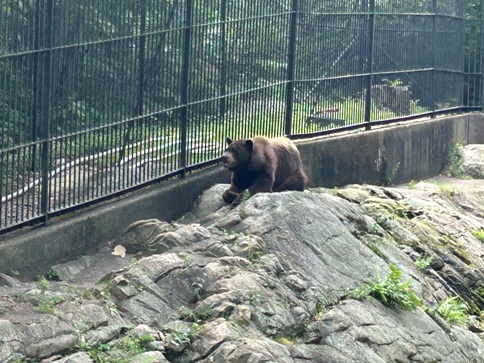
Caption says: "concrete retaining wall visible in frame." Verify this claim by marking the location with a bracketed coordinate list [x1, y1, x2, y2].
[0, 113, 483, 279]
[298, 114, 483, 187]
[0, 167, 230, 278]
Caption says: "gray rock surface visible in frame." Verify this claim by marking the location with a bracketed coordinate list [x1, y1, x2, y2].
[0, 179, 483, 362]
[461, 144, 484, 178]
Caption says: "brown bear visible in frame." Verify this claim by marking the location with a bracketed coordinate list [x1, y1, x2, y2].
[221, 136, 308, 206]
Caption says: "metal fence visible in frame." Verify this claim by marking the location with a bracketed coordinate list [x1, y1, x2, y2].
[0, 0, 482, 232]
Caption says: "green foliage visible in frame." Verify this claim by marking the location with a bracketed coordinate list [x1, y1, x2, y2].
[352, 264, 422, 311]
[77, 338, 112, 363]
[240, 190, 250, 204]
[314, 297, 333, 320]
[446, 144, 471, 179]
[165, 329, 192, 348]
[436, 184, 458, 198]
[472, 229, 484, 243]
[79, 288, 95, 300]
[376, 213, 395, 229]
[37, 277, 51, 295]
[246, 246, 264, 263]
[362, 235, 387, 259]
[415, 256, 432, 270]
[369, 223, 380, 234]
[0, 0, 477, 233]
[273, 336, 294, 346]
[8, 270, 19, 277]
[33, 277, 63, 315]
[179, 307, 214, 323]
[436, 297, 469, 325]
[78, 332, 156, 363]
[384, 161, 400, 186]
[46, 268, 60, 281]
[117, 333, 155, 355]
[249, 293, 261, 306]
[101, 278, 113, 299]
[407, 180, 417, 189]
[34, 298, 62, 314]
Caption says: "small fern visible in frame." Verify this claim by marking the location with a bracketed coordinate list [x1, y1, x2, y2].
[352, 264, 422, 311]
[436, 296, 469, 325]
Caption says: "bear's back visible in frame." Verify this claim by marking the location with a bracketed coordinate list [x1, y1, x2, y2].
[252, 136, 304, 186]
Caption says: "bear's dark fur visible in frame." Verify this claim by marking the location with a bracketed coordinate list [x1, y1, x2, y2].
[221, 136, 308, 206]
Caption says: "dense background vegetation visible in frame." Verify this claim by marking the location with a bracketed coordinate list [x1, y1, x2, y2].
[0, 0, 481, 229]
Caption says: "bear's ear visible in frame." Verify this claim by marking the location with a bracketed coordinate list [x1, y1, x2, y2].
[226, 137, 233, 145]
[245, 139, 254, 151]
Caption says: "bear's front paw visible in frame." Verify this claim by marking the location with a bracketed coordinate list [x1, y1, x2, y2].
[223, 190, 239, 204]
[230, 195, 243, 207]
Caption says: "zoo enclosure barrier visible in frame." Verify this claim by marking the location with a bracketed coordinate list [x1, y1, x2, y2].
[0, 0, 482, 232]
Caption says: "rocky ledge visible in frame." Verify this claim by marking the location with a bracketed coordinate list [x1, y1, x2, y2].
[0, 177, 483, 362]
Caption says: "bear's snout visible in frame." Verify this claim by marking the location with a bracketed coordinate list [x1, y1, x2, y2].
[221, 152, 236, 169]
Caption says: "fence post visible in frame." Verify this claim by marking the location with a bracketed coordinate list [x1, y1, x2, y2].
[30, 0, 41, 173]
[138, 0, 146, 117]
[364, 0, 375, 130]
[358, 0, 368, 75]
[285, 0, 298, 136]
[431, 0, 437, 118]
[458, 0, 465, 111]
[180, 0, 192, 178]
[219, 0, 227, 121]
[40, 0, 54, 220]
[481, 0, 484, 111]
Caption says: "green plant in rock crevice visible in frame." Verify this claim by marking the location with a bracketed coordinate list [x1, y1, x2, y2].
[37, 277, 51, 295]
[179, 306, 214, 323]
[407, 180, 417, 189]
[446, 143, 471, 179]
[117, 333, 155, 355]
[46, 268, 60, 281]
[435, 296, 469, 325]
[249, 292, 261, 306]
[436, 183, 458, 198]
[164, 324, 203, 350]
[32, 277, 64, 315]
[351, 263, 422, 311]
[472, 229, 484, 243]
[415, 256, 432, 270]
[77, 332, 156, 363]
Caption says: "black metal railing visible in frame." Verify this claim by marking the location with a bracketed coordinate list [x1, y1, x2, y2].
[0, 0, 482, 232]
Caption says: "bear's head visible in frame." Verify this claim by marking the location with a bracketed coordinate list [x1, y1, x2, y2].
[221, 137, 253, 171]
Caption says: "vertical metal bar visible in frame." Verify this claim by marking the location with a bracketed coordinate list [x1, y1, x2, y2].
[458, 0, 465, 111]
[480, 0, 484, 110]
[138, 0, 147, 182]
[431, 0, 437, 118]
[40, 0, 54, 219]
[219, 0, 227, 121]
[138, 1, 146, 117]
[358, 0, 368, 75]
[285, 0, 298, 136]
[30, 0, 40, 173]
[364, 0, 375, 129]
[180, 0, 192, 177]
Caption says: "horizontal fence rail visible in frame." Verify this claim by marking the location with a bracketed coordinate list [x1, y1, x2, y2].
[0, 0, 482, 232]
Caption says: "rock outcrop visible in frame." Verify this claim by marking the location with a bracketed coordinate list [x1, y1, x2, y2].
[0, 178, 483, 362]
[461, 144, 484, 179]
